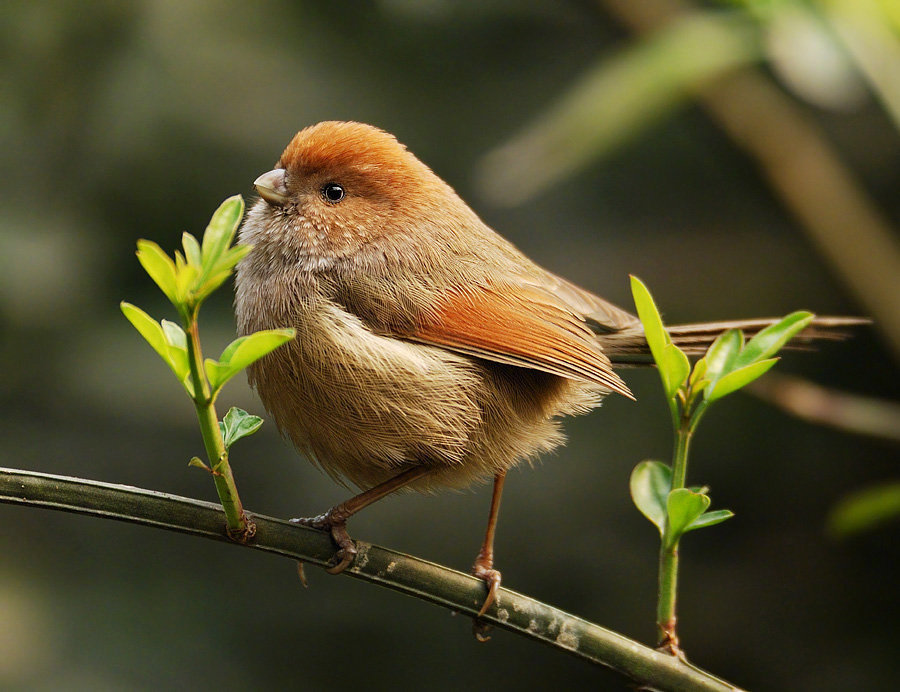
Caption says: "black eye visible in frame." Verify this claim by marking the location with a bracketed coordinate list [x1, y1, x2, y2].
[321, 182, 345, 203]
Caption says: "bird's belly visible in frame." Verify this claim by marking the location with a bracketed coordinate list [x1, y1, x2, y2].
[245, 299, 604, 491]
[247, 300, 489, 488]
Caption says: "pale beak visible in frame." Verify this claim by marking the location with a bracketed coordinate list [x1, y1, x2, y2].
[254, 168, 290, 206]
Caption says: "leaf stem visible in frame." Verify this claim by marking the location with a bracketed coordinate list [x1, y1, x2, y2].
[657, 423, 693, 655]
[657, 533, 681, 654]
[185, 316, 252, 539]
[671, 424, 693, 491]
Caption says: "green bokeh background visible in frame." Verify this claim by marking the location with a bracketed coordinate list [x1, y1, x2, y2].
[1, 2, 898, 690]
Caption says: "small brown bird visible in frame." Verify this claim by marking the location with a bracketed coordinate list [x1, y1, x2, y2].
[235, 121, 853, 618]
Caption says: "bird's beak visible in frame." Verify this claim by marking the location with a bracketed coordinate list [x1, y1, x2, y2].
[254, 168, 290, 206]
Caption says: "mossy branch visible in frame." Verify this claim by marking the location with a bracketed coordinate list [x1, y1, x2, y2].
[0, 466, 741, 692]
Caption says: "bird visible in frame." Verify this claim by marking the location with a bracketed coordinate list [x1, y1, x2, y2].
[234, 120, 857, 623]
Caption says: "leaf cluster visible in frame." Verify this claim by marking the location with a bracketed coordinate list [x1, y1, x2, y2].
[631, 461, 733, 548]
[133, 196, 251, 319]
[631, 275, 814, 427]
[120, 195, 295, 458]
[629, 275, 815, 546]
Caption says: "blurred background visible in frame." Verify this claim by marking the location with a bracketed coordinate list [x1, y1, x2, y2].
[2, 0, 899, 689]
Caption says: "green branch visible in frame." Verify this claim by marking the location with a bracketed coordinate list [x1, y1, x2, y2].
[0, 466, 741, 692]
[121, 195, 293, 539]
[184, 318, 248, 537]
[630, 276, 814, 655]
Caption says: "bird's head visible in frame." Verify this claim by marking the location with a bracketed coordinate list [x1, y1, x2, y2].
[247, 121, 457, 265]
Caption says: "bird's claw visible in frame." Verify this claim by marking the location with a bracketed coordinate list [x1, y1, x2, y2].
[470, 562, 501, 642]
[291, 511, 357, 574]
[472, 619, 493, 642]
[324, 550, 355, 574]
[472, 563, 502, 618]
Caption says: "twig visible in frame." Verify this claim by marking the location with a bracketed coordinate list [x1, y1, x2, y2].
[749, 373, 900, 443]
[0, 466, 741, 692]
[184, 317, 251, 539]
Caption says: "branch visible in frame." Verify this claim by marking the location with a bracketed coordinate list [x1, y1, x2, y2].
[749, 373, 900, 443]
[0, 467, 740, 692]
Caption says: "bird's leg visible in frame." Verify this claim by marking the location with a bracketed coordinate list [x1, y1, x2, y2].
[472, 471, 507, 620]
[292, 466, 430, 574]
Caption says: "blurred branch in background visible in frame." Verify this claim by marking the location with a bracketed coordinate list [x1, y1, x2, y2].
[749, 372, 900, 443]
[0, 467, 740, 692]
[477, 0, 900, 358]
[823, 0, 900, 131]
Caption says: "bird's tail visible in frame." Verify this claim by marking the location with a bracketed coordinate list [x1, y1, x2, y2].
[599, 316, 867, 365]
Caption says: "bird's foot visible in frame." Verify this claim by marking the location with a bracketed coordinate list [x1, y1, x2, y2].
[291, 509, 357, 574]
[472, 553, 501, 617]
[471, 556, 502, 642]
[472, 561, 502, 617]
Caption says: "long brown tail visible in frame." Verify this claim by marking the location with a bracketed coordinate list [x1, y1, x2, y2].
[599, 316, 868, 365]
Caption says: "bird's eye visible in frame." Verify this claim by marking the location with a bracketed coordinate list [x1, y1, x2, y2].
[321, 182, 345, 203]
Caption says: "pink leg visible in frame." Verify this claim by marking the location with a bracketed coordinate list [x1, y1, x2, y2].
[293, 466, 430, 573]
[472, 471, 507, 618]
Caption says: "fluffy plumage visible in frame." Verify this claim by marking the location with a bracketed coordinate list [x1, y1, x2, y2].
[236, 122, 621, 491]
[234, 121, 854, 493]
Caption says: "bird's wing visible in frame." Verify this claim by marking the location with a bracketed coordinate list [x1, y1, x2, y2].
[402, 280, 633, 399]
[535, 271, 641, 333]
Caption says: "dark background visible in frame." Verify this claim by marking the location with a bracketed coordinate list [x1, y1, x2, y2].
[2, 2, 898, 690]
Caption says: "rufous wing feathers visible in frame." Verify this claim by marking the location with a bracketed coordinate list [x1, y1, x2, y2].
[407, 283, 634, 399]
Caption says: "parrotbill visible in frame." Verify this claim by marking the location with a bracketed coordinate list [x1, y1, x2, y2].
[235, 121, 855, 619]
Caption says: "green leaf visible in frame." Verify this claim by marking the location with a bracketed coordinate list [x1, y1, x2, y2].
[630, 461, 672, 535]
[204, 358, 231, 392]
[630, 276, 690, 399]
[690, 378, 711, 399]
[212, 243, 253, 273]
[159, 319, 189, 379]
[173, 252, 198, 305]
[828, 482, 900, 537]
[201, 195, 244, 266]
[685, 509, 734, 532]
[207, 328, 295, 393]
[704, 329, 743, 386]
[665, 488, 711, 547]
[188, 457, 210, 471]
[121, 302, 169, 361]
[660, 342, 690, 399]
[189, 199, 249, 303]
[218, 335, 247, 363]
[194, 268, 235, 302]
[689, 356, 708, 388]
[706, 358, 778, 402]
[195, 244, 252, 301]
[630, 275, 670, 364]
[121, 302, 187, 381]
[223, 329, 296, 374]
[687, 357, 711, 401]
[182, 232, 202, 268]
[220, 407, 264, 450]
[160, 319, 187, 349]
[733, 311, 814, 369]
[136, 240, 178, 304]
